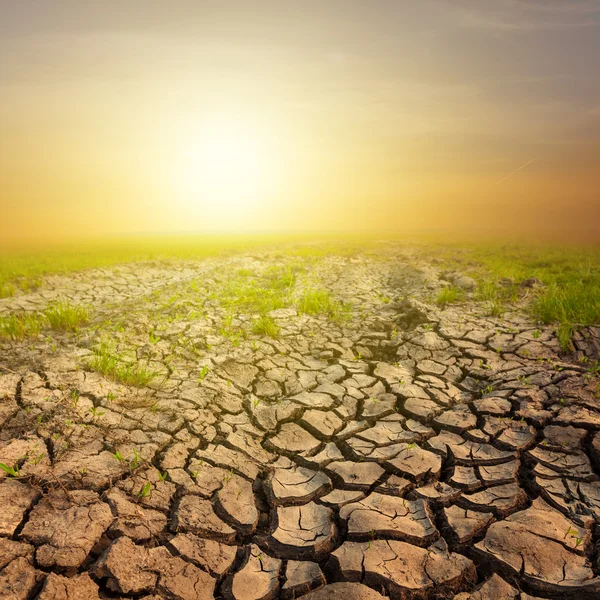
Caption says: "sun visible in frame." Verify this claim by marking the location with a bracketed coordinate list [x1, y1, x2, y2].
[173, 115, 274, 219]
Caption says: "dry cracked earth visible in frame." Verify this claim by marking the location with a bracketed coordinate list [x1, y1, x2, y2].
[1, 243, 600, 600]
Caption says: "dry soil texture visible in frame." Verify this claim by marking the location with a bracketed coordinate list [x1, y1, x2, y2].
[1, 244, 600, 599]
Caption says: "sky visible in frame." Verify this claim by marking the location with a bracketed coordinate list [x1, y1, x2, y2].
[1, 0, 599, 242]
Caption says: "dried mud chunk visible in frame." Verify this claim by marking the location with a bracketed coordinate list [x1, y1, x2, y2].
[458, 483, 527, 518]
[340, 493, 438, 546]
[195, 445, 260, 480]
[94, 537, 216, 599]
[215, 475, 259, 533]
[319, 489, 365, 507]
[37, 573, 101, 600]
[414, 481, 462, 505]
[403, 397, 444, 421]
[172, 495, 237, 543]
[543, 425, 586, 454]
[457, 573, 519, 600]
[105, 488, 167, 541]
[0, 556, 43, 600]
[328, 539, 475, 597]
[220, 360, 258, 391]
[355, 420, 414, 446]
[434, 406, 477, 433]
[361, 394, 397, 419]
[474, 500, 600, 594]
[428, 431, 515, 465]
[93, 537, 157, 594]
[117, 467, 177, 511]
[478, 461, 519, 486]
[527, 446, 595, 480]
[289, 391, 335, 410]
[267, 462, 331, 505]
[267, 502, 337, 560]
[0, 539, 34, 570]
[228, 545, 280, 600]
[282, 560, 325, 599]
[301, 582, 386, 599]
[20, 489, 112, 569]
[326, 460, 385, 489]
[448, 466, 479, 492]
[444, 505, 493, 544]
[496, 423, 536, 451]
[300, 410, 343, 438]
[385, 444, 442, 482]
[472, 397, 512, 416]
[152, 546, 216, 600]
[266, 423, 322, 455]
[0, 479, 40, 536]
[169, 533, 237, 577]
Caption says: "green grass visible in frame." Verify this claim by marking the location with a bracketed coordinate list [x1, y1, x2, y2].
[251, 315, 280, 338]
[87, 341, 158, 387]
[296, 289, 348, 322]
[44, 301, 89, 332]
[424, 241, 600, 351]
[216, 264, 303, 317]
[0, 313, 45, 340]
[436, 286, 465, 307]
[0, 234, 377, 298]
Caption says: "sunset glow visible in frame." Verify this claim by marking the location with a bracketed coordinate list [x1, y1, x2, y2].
[0, 1, 599, 242]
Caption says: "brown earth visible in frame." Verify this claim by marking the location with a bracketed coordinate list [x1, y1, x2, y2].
[1, 244, 599, 599]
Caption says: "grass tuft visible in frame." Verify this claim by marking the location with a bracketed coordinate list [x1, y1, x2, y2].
[87, 341, 158, 387]
[436, 286, 465, 307]
[44, 301, 89, 332]
[296, 289, 348, 322]
[252, 315, 280, 338]
[0, 313, 44, 340]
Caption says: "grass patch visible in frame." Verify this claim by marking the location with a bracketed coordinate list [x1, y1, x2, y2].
[0, 313, 45, 340]
[87, 341, 158, 387]
[297, 289, 348, 322]
[44, 301, 89, 332]
[0, 234, 378, 296]
[218, 264, 302, 315]
[424, 241, 600, 351]
[252, 315, 280, 338]
[436, 286, 465, 307]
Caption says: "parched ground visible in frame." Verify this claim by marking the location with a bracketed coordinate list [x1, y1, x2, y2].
[1, 243, 600, 600]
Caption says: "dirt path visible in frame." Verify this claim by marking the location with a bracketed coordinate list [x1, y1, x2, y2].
[1, 245, 599, 599]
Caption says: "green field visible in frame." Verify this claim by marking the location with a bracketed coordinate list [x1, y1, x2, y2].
[1, 235, 599, 351]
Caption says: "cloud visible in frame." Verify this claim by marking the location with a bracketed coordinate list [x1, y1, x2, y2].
[448, 0, 600, 32]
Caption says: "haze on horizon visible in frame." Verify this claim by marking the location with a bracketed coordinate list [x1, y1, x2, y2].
[1, 0, 599, 243]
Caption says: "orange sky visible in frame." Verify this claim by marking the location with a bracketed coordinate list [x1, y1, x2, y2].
[1, 1, 599, 242]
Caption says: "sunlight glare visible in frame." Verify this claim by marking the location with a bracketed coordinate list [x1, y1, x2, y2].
[173, 115, 275, 222]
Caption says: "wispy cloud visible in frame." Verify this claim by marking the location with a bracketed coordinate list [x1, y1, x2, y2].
[496, 158, 536, 184]
[452, 0, 600, 32]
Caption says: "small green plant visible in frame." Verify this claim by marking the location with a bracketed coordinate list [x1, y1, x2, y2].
[130, 448, 142, 470]
[198, 365, 210, 383]
[296, 289, 348, 322]
[0, 462, 20, 477]
[251, 315, 280, 338]
[44, 300, 88, 332]
[137, 482, 152, 499]
[436, 286, 465, 307]
[533, 329, 541, 339]
[89, 406, 105, 418]
[0, 313, 44, 340]
[158, 471, 168, 482]
[112, 450, 125, 463]
[517, 374, 531, 386]
[87, 341, 157, 387]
